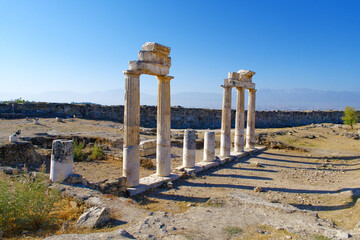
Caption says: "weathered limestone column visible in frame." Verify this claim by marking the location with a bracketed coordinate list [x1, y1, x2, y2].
[220, 86, 232, 157]
[234, 87, 245, 152]
[183, 129, 197, 168]
[156, 75, 173, 177]
[50, 140, 74, 183]
[203, 131, 215, 162]
[246, 89, 256, 149]
[123, 71, 141, 187]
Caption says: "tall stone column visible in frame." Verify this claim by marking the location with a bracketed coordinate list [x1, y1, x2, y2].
[246, 89, 256, 149]
[220, 86, 232, 157]
[156, 75, 173, 177]
[234, 87, 245, 152]
[123, 71, 141, 187]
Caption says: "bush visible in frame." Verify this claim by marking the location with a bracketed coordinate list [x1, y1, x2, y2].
[90, 143, 104, 160]
[0, 174, 61, 237]
[342, 106, 359, 129]
[74, 140, 85, 161]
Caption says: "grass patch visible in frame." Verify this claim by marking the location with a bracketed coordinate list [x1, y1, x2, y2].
[203, 198, 225, 208]
[313, 235, 331, 240]
[90, 143, 104, 160]
[74, 140, 86, 161]
[223, 226, 243, 239]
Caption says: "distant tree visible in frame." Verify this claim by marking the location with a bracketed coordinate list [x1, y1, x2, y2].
[342, 106, 359, 129]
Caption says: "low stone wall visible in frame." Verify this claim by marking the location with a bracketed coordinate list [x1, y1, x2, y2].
[0, 103, 344, 129]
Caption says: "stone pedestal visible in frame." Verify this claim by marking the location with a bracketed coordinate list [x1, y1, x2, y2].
[234, 87, 245, 152]
[50, 140, 74, 183]
[246, 89, 256, 149]
[203, 131, 215, 162]
[183, 129, 196, 168]
[220, 86, 232, 157]
[156, 75, 173, 177]
[123, 71, 141, 187]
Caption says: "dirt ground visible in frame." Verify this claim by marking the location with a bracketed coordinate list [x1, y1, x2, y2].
[1, 118, 360, 239]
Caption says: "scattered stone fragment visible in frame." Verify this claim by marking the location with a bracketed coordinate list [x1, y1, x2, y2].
[167, 181, 174, 188]
[76, 207, 110, 228]
[254, 187, 263, 192]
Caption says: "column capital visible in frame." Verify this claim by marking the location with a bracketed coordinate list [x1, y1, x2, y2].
[235, 86, 245, 91]
[156, 75, 174, 81]
[123, 70, 143, 76]
[249, 88, 257, 93]
[221, 84, 233, 89]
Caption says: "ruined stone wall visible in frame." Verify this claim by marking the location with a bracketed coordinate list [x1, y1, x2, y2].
[0, 103, 344, 129]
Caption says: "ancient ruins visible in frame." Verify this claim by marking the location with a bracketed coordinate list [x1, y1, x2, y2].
[123, 42, 173, 187]
[220, 70, 256, 157]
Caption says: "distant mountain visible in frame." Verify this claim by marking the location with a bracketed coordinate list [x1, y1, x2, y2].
[1, 88, 360, 110]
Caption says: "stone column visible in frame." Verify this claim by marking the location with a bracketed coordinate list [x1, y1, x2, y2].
[234, 87, 245, 152]
[220, 86, 232, 157]
[50, 140, 74, 183]
[246, 89, 256, 149]
[156, 75, 173, 177]
[203, 131, 215, 162]
[123, 71, 141, 187]
[183, 129, 196, 168]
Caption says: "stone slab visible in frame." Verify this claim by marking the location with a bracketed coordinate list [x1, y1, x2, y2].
[128, 146, 267, 196]
[140, 139, 157, 149]
[127, 174, 179, 196]
[129, 61, 170, 76]
[138, 51, 171, 66]
[142, 42, 171, 56]
[140, 148, 156, 157]
[223, 79, 255, 89]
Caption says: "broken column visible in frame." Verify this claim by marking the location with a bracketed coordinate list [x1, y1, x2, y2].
[203, 131, 215, 162]
[50, 139, 74, 183]
[183, 129, 197, 168]
[156, 75, 173, 176]
[234, 87, 245, 152]
[246, 89, 256, 149]
[123, 71, 141, 187]
[220, 86, 232, 157]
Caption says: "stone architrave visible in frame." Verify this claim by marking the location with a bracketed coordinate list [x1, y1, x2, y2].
[123, 42, 173, 186]
[50, 140, 74, 183]
[183, 129, 197, 168]
[203, 131, 215, 162]
[246, 89, 256, 149]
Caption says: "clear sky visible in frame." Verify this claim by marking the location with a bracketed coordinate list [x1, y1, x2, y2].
[0, 0, 359, 97]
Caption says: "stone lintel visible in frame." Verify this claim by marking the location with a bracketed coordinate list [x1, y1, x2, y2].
[138, 51, 171, 66]
[223, 79, 255, 89]
[142, 42, 171, 56]
[238, 70, 255, 82]
[129, 61, 170, 76]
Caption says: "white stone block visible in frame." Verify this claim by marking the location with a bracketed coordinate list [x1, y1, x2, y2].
[140, 139, 157, 149]
[50, 140, 74, 183]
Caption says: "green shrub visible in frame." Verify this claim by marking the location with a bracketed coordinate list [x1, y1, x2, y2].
[342, 106, 359, 129]
[74, 140, 85, 161]
[90, 143, 104, 160]
[0, 174, 61, 237]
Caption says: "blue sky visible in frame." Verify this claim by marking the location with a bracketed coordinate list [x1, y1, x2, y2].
[0, 0, 359, 98]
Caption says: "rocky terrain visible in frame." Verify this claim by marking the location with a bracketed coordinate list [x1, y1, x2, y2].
[1, 118, 360, 239]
